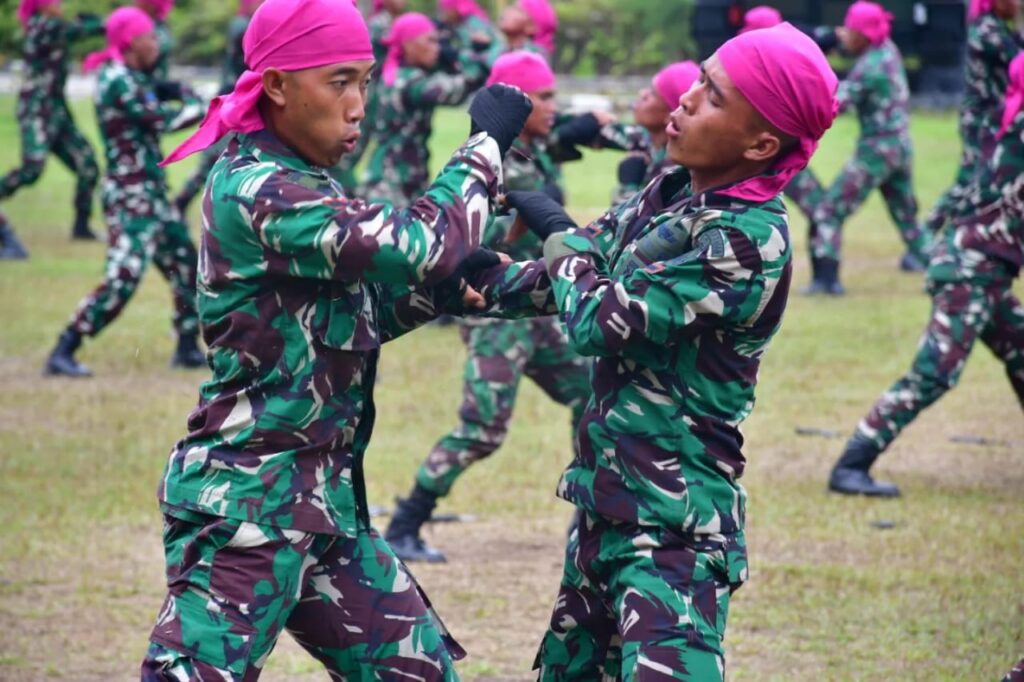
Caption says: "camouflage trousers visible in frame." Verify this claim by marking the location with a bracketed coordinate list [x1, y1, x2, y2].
[141, 510, 464, 681]
[854, 279, 1024, 453]
[809, 137, 929, 261]
[921, 116, 992, 232]
[1003, 657, 1024, 682]
[782, 168, 823, 220]
[535, 512, 745, 681]
[69, 191, 198, 338]
[0, 102, 98, 219]
[414, 317, 591, 497]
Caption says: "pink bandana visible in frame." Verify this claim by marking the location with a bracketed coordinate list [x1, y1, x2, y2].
[844, 1, 893, 47]
[82, 8, 155, 73]
[439, 0, 487, 20]
[162, 0, 373, 165]
[518, 0, 557, 54]
[740, 6, 783, 34]
[486, 50, 555, 92]
[17, 0, 59, 29]
[652, 61, 700, 110]
[716, 22, 839, 202]
[968, 0, 995, 20]
[381, 12, 436, 86]
[998, 52, 1024, 139]
[137, 0, 175, 22]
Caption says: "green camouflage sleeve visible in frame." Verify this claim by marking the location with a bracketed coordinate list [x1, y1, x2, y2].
[109, 77, 204, 133]
[65, 14, 105, 41]
[593, 121, 651, 153]
[221, 133, 504, 286]
[980, 17, 1024, 63]
[836, 62, 865, 115]
[405, 59, 487, 107]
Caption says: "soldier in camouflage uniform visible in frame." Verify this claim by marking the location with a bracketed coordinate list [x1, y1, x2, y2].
[438, 0, 504, 66]
[136, 0, 174, 81]
[362, 12, 490, 208]
[385, 51, 592, 564]
[139, 0, 533, 677]
[1, 0, 104, 241]
[43, 8, 206, 378]
[329, 0, 405, 194]
[468, 24, 838, 680]
[173, 0, 263, 214]
[922, 0, 1022, 232]
[828, 51, 1024, 499]
[497, 3, 549, 57]
[804, 2, 930, 295]
[1004, 657, 1024, 682]
[611, 61, 700, 206]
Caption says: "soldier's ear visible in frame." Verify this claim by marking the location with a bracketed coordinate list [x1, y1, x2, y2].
[743, 131, 782, 163]
[262, 68, 288, 107]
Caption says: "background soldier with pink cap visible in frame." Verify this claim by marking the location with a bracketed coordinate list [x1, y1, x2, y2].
[134, 0, 174, 81]
[437, 0, 503, 66]
[462, 22, 839, 680]
[828, 51, 1024, 499]
[0, 0, 104, 243]
[42, 7, 205, 378]
[803, 1, 930, 295]
[139, 0, 533, 677]
[385, 51, 592, 564]
[362, 11, 491, 207]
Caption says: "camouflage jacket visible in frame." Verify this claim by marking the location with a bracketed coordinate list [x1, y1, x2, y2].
[964, 14, 1023, 130]
[447, 13, 504, 66]
[601, 123, 675, 205]
[367, 11, 394, 64]
[219, 15, 250, 93]
[363, 59, 488, 203]
[152, 20, 173, 81]
[95, 61, 204, 198]
[837, 39, 910, 141]
[19, 14, 104, 106]
[473, 168, 792, 564]
[157, 129, 505, 536]
[930, 112, 1024, 285]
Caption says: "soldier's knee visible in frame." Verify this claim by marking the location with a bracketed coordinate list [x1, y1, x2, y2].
[20, 161, 45, 185]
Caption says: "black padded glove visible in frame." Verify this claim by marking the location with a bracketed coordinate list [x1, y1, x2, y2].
[617, 155, 648, 186]
[505, 191, 577, 241]
[438, 41, 461, 73]
[471, 37, 493, 53]
[813, 26, 839, 54]
[153, 80, 184, 102]
[541, 182, 565, 206]
[435, 248, 503, 304]
[469, 84, 534, 156]
[553, 113, 602, 148]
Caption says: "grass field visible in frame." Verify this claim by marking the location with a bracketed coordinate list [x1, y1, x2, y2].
[0, 94, 1022, 681]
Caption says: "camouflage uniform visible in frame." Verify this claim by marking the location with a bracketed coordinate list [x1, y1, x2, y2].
[152, 19, 173, 81]
[331, 10, 394, 194]
[443, 13, 504, 66]
[67, 62, 204, 339]
[362, 57, 488, 207]
[1004, 657, 1024, 682]
[474, 167, 793, 679]
[850, 110, 1024, 456]
[782, 168, 823, 223]
[0, 14, 103, 222]
[413, 135, 590, 498]
[923, 14, 1023, 231]
[141, 128, 505, 679]
[174, 14, 251, 212]
[810, 40, 929, 262]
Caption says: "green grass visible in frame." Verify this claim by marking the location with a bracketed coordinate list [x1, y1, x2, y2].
[0, 97, 1022, 680]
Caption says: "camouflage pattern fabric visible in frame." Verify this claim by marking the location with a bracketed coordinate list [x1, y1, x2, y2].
[1003, 657, 1024, 682]
[852, 109, 1024, 454]
[414, 134, 589, 498]
[151, 19, 173, 81]
[0, 14, 103, 219]
[809, 41, 928, 261]
[782, 168, 823, 223]
[362, 59, 488, 208]
[140, 511, 463, 680]
[174, 15, 251, 212]
[924, 14, 1023, 231]
[68, 61, 205, 338]
[157, 128, 504, 538]
[445, 13, 504, 66]
[535, 512, 744, 681]
[331, 9, 393, 194]
[474, 164, 792, 552]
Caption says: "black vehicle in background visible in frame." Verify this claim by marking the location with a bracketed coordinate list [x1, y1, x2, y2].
[692, 0, 968, 100]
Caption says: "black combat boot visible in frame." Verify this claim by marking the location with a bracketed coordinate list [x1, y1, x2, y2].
[44, 329, 92, 378]
[828, 435, 900, 498]
[800, 256, 825, 295]
[0, 219, 29, 260]
[817, 257, 846, 296]
[71, 212, 98, 241]
[385, 484, 447, 563]
[170, 333, 206, 369]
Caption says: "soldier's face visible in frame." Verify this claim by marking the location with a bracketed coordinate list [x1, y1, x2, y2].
[404, 32, 441, 70]
[129, 31, 160, 71]
[523, 88, 557, 138]
[995, 0, 1020, 20]
[837, 26, 870, 55]
[668, 56, 780, 174]
[383, 0, 406, 13]
[633, 87, 671, 130]
[499, 7, 529, 41]
[263, 60, 375, 168]
[40, 1, 62, 18]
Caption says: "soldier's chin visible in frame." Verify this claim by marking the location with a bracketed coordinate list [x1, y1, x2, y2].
[666, 136, 688, 166]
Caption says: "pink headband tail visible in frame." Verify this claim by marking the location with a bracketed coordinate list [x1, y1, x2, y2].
[998, 53, 1024, 139]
